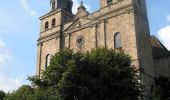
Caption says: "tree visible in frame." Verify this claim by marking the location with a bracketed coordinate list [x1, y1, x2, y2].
[29, 48, 142, 100]
[5, 85, 33, 100]
[0, 90, 6, 100]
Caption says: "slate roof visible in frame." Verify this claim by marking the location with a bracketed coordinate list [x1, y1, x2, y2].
[151, 36, 170, 59]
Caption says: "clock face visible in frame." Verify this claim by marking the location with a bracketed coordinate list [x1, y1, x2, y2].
[76, 35, 85, 48]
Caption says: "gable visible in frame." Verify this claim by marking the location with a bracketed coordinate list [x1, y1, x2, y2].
[64, 18, 92, 31]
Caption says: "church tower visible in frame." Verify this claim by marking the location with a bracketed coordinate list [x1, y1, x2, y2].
[50, 0, 73, 13]
[98, 0, 154, 99]
[36, 0, 74, 78]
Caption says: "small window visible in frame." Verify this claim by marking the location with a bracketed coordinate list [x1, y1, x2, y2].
[45, 54, 51, 68]
[52, 2, 55, 10]
[52, 18, 56, 27]
[107, 0, 112, 4]
[45, 21, 49, 31]
[114, 32, 122, 50]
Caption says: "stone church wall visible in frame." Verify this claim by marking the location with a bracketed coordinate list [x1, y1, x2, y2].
[36, 38, 60, 76]
[153, 57, 170, 77]
[64, 11, 139, 63]
[105, 12, 138, 61]
[68, 27, 96, 52]
[40, 10, 62, 37]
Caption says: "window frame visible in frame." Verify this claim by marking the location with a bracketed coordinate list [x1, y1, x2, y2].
[45, 54, 51, 69]
[45, 21, 49, 31]
[52, 18, 56, 28]
[114, 32, 122, 50]
[52, 1, 56, 10]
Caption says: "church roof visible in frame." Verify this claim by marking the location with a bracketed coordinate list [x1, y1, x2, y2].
[151, 36, 170, 59]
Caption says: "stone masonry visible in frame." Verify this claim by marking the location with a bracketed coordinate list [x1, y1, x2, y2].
[36, 0, 156, 99]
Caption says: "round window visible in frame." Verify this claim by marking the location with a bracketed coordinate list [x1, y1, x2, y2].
[76, 35, 85, 48]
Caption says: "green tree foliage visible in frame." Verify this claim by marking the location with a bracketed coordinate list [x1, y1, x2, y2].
[5, 85, 33, 100]
[0, 90, 6, 100]
[29, 48, 142, 100]
[4, 85, 61, 100]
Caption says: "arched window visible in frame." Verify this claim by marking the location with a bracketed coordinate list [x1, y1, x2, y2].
[45, 21, 49, 31]
[114, 32, 122, 50]
[107, 0, 112, 4]
[52, 2, 56, 10]
[45, 54, 51, 68]
[52, 18, 56, 27]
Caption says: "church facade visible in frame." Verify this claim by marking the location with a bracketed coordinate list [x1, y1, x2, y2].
[36, 0, 170, 99]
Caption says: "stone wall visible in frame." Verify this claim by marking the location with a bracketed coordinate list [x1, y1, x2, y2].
[40, 9, 74, 38]
[133, 0, 155, 99]
[64, 2, 139, 66]
[153, 57, 170, 77]
[36, 38, 60, 77]
[36, 1, 155, 99]
[37, 9, 74, 76]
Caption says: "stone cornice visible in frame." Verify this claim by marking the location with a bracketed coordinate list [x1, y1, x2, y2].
[38, 31, 60, 43]
[64, 4, 134, 34]
[39, 8, 74, 20]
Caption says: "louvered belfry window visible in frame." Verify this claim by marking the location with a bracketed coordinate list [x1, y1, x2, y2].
[45, 21, 49, 31]
[114, 32, 122, 50]
[52, 18, 56, 27]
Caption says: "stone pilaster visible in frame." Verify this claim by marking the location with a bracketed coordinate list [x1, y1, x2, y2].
[36, 42, 43, 78]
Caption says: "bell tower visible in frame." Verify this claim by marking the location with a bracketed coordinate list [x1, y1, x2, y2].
[100, 0, 119, 8]
[37, 0, 74, 79]
[50, 0, 73, 13]
[50, 0, 56, 11]
[99, 0, 154, 99]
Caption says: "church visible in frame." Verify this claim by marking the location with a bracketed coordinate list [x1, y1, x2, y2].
[36, 0, 170, 99]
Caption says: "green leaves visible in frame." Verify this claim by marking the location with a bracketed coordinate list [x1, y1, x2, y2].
[33, 48, 141, 100]
[5, 48, 142, 100]
[0, 90, 6, 100]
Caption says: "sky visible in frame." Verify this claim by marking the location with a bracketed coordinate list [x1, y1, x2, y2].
[0, 0, 170, 92]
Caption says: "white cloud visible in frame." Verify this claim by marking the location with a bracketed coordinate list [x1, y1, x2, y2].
[20, 0, 37, 17]
[72, 0, 91, 14]
[166, 15, 170, 22]
[157, 25, 170, 50]
[72, 0, 80, 14]
[0, 73, 22, 93]
[0, 38, 11, 66]
[0, 38, 23, 92]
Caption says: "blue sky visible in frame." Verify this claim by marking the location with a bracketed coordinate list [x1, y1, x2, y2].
[0, 0, 170, 92]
